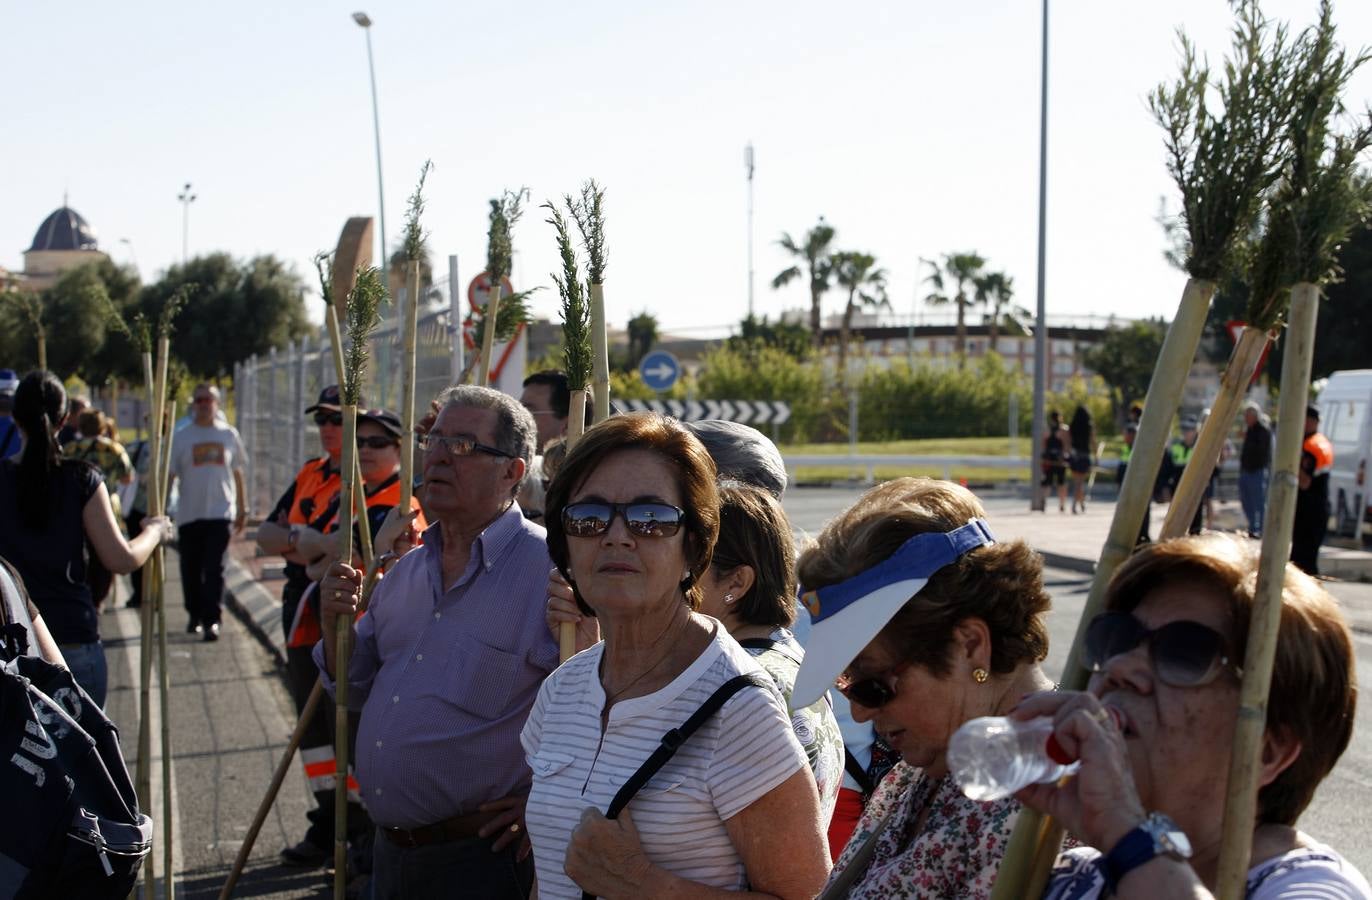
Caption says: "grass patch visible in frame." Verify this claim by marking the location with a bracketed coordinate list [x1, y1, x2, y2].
[778, 436, 1126, 485]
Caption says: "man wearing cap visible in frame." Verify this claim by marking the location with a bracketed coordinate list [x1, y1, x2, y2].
[1293, 405, 1333, 575]
[254, 385, 347, 867]
[167, 384, 248, 641]
[520, 370, 571, 452]
[0, 369, 21, 460]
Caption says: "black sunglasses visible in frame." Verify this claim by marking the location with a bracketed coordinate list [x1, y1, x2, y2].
[418, 434, 511, 459]
[356, 435, 399, 449]
[836, 661, 912, 709]
[314, 412, 342, 427]
[1084, 611, 1243, 687]
[561, 502, 686, 538]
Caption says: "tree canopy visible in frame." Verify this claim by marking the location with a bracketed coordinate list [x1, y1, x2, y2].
[1081, 319, 1168, 426]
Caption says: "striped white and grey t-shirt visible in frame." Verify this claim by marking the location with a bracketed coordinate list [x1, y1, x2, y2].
[521, 626, 809, 898]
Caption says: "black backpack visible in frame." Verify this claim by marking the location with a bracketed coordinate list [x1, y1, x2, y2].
[0, 562, 152, 899]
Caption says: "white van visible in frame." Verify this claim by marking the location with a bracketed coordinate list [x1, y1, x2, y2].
[1320, 369, 1372, 540]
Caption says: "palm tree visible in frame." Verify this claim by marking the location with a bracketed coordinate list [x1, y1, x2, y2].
[771, 218, 836, 348]
[974, 270, 1016, 348]
[922, 251, 986, 364]
[831, 251, 890, 379]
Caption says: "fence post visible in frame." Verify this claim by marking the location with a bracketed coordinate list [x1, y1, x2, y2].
[293, 338, 306, 470]
[449, 254, 463, 383]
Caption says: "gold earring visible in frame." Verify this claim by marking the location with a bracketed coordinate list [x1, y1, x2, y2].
[973, 667, 989, 684]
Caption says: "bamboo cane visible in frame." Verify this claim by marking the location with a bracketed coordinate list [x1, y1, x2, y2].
[589, 282, 609, 423]
[333, 267, 384, 900]
[1212, 284, 1318, 897]
[1160, 326, 1272, 539]
[477, 284, 502, 388]
[157, 400, 176, 900]
[399, 162, 430, 511]
[135, 349, 156, 845]
[333, 403, 358, 899]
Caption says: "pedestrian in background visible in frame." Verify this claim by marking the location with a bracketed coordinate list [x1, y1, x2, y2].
[55, 394, 88, 446]
[1118, 424, 1150, 544]
[63, 409, 134, 609]
[1068, 405, 1095, 515]
[167, 383, 247, 642]
[0, 371, 171, 705]
[1240, 400, 1273, 538]
[1293, 405, 1333, 575]
[1041, 410, 1069, 512]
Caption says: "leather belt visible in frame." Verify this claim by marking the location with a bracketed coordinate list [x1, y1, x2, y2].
[381, 811, 490, 848]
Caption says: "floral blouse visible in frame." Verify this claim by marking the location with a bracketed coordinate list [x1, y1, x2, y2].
[827, 761, 1021, 899]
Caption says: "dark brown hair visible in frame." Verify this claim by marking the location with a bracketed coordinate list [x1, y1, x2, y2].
[796, 477, 1050, 677]
[1106, 534, 1357, 826]
[711, 483, 797, 629]
[545, 413, 720, 614]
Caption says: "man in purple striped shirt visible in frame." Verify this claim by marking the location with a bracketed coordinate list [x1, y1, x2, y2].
[318, 385, 557, 900]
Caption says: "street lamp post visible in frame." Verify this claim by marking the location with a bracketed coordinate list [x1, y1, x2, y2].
[119, 237, 139, 275]
[745, 143, 755, 319]
[1030, 0, 1050, 511]
[177, 183, 196, 265]
[353, 11, 388, 277]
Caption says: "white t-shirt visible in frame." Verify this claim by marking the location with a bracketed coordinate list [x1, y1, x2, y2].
[1044, 839, 1371, 899]
[169, 421, 246, 524]
[521, 624, 808, 899]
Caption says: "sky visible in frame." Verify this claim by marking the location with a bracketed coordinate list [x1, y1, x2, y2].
[5, 1, 1371, 338]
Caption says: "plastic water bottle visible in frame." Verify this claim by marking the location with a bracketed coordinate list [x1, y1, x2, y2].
[947, 716, 1079, 801]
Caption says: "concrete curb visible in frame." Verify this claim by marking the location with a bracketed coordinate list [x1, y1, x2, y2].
[223, 554, 287, 669]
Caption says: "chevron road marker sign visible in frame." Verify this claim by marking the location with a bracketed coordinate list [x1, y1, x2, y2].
[613, 399, 791, 425]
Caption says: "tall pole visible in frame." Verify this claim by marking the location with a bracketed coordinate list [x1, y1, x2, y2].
[354, 12, 388, 275]
[745, 143, 756, 319]
[177, 183, 196, 265]
[1029, 0, 1049, 511]
[449, 254, 463, 381]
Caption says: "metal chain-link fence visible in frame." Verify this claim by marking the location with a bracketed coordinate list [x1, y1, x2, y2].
[233, 302, 464, 519]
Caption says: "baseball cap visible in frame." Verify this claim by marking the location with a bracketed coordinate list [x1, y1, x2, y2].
[356, 409, 403, 438]
[305, 385, 345, 414]
[0, 369, 18, 395]
[1307, 405, 1320, 421]
[1180, 417, 1198, 431]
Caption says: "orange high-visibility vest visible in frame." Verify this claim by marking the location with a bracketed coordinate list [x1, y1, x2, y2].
[287, 457, 341, 525]
[1304, 432, 1334, 476]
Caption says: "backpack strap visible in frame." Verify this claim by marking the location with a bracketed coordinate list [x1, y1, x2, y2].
[843, 748, 875, 798]
[582, 672, 770, 900]
[603, 672, 771, 821]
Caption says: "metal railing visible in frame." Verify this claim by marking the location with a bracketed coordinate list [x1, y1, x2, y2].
[232, 302, 462, 518]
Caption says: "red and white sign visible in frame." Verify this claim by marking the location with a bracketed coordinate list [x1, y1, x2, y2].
[467, 272, 515, 312]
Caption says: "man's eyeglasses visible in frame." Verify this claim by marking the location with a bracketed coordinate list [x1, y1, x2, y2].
[356, 435, 399, 449]
[417, 434, 512, 459]
[314, 412, 343, 427]
[1084, 611, 1242, 687]
[561, 502, 686, 538]
[836, 661, 912, 709]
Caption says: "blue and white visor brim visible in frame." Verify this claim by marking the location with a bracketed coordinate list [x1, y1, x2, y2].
[791, 577, 929, 708]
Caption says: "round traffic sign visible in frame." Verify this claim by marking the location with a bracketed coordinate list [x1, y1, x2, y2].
[467, 272, 516, 312]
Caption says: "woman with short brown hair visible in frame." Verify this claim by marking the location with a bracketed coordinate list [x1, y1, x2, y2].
[524, 413, 829, 899]
[792, 477, 1055, 898]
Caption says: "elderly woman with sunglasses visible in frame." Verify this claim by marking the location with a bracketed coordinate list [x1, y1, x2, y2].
[790, 477, 1055, 899]
[522, 413, 829, 900]
[1014, 534, 1367, 899]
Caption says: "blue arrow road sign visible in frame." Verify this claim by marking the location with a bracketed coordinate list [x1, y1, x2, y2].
[638, 350, 681, 392]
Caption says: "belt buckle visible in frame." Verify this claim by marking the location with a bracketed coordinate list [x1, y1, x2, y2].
[387, 826, 418, 848]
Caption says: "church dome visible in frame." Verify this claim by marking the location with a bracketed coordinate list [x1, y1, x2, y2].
[29, 206, 98, 252]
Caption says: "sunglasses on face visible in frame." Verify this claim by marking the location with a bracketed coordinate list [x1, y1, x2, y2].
[836, 661, 912, 709]
[194, 396, 215, 405]
[1084, 611, 1243, 687]
[356, 435, 399, 449]
[417, 433, 511, 459]
[561, 502, 686, 538]
[314, 412, 342, 427]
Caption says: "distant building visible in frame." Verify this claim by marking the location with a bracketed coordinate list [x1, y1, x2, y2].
[18, 203, 109, 292]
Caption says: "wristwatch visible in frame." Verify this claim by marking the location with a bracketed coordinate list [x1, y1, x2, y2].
[1101, 812, 1192, 891]
[287, 524, 302, 548]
